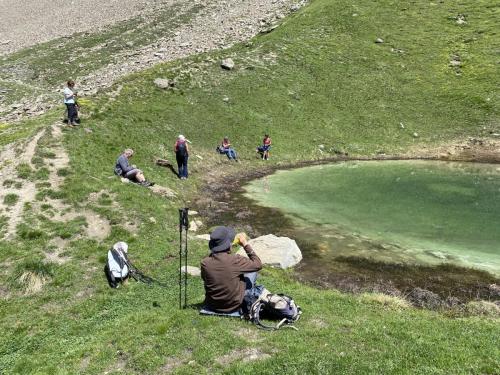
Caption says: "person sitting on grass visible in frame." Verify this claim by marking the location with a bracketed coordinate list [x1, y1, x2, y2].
[201, 226, 262, 313]
[256, 134, 272, 160]
[114, 148, 153, 187]
[219, 136, 238, 161]
[104, 241, 130, 288]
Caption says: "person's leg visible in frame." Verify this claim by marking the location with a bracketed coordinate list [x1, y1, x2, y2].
[135, 172, 146, 182]
[176, 155, 183, 178]
[183, 156, 188, 178]
[243, 272, 258, 290]
[68, 104, 77, 125]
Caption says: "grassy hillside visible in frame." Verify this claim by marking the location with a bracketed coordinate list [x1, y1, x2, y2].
[0, 0, 499, 373]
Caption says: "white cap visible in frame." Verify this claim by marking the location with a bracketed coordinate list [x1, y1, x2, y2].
[178, 135, 185, 141]
[113, 241, 128, 253]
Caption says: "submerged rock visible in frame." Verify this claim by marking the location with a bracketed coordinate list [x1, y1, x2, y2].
[238, 234, 302, 269]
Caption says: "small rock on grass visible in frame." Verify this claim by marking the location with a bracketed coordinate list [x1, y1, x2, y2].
[196, 234, 210, 241]
[221, 58, 235, 70]
[375, 38, 384, 44]
[154, 78, 174, 89]
[180, 266, 201, 277]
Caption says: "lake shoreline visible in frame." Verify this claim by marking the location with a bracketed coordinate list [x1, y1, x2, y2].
[196, 147, 500, 310]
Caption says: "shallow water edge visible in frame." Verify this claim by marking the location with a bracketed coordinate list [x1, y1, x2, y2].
[197, 156, 500, 307]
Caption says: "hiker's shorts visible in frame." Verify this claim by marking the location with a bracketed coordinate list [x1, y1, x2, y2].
[125, 169, 141, 179]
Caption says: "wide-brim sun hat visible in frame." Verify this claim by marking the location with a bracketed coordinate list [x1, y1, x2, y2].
[209, 226, 236, 253]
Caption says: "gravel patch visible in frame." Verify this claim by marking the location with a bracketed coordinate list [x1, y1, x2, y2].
[0, 0, 179, 55]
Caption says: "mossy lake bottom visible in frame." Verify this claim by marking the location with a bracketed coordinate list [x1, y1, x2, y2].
[240, 161, 500, 299]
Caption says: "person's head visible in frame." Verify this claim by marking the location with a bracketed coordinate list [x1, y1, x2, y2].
[209, 226, 236, 254]
[124, 148, 134, 158]
[113, 241, 128, 254]
[264, 134, 269, 138]
[223, 136, 229, 141]
[67, 80, 75, 88]
[178, 135, 185, 142]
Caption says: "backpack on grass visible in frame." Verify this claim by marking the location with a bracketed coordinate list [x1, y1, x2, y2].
[248, 292, 302, 331]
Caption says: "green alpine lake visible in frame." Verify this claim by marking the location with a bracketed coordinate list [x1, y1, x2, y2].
[244, 161, 500, 276]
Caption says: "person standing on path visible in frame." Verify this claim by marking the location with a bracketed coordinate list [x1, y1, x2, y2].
[63, 80, 79, 126]
[174, 135, 189, 179]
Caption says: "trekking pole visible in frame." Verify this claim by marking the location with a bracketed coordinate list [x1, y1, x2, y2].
[178, 208, 189, 309]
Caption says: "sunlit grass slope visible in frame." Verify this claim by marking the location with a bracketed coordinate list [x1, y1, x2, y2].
[0, 0, 498, 374]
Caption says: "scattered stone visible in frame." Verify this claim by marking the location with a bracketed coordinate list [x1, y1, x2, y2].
[238, 234, 303, 269]
[456, 14, 467, 25]
[223, 96, 230, 102]
[189, 219, 203, 232]
[195, 233, 211, 241]
[150, 185, 176, 198]
[375, 38, 384, 44]
[221, 58, 235, 70]
[154, 78, 174, 89]
[180, 265, 201, 277]
[84, 128, 93, 133]
[189, 210, 198, 216]
[412, 132, 419, 138]
[318, 144, 325, 150]
[120, 177, 130, 184]
[149, 217, 157, 224]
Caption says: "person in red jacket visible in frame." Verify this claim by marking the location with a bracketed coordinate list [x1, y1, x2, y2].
[201, 226, 262, 313]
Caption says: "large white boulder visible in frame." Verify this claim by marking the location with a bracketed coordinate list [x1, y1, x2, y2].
[237, 234, 302, 269]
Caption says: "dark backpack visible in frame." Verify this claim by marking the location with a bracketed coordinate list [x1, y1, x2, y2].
[248, 293, 302, 330]
[177, 141, 187, 157]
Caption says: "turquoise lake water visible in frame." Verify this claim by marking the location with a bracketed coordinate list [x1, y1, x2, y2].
[244, 161, 500, 276]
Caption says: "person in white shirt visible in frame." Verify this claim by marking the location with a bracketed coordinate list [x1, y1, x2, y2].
[104, 242, 130, 288]
[63, 80, 79, 126]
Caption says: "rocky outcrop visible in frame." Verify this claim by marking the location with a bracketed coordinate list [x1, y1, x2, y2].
[238, 234, 302, 269]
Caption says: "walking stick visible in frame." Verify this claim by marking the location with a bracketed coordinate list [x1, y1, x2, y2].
[179, 208, 189, 309]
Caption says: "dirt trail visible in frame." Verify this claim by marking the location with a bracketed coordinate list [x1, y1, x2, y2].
[0, 124, 112, 250]
[0, 130, 45, 239]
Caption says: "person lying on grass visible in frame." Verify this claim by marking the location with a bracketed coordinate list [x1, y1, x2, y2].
[114, 148, 154, 186]
[201, 226, 262, 313]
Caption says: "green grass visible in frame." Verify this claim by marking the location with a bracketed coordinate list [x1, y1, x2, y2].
[0, 0, 499, 374]
[3, 193, 19, 206]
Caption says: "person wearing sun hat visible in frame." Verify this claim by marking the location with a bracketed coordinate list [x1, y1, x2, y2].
[201, 226, 262, 313]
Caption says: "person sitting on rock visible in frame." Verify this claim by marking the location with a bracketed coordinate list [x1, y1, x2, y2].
[104, 241, 131, 288]
[256, 134, 272, 160]
[201, 226, 262, 313]
[114, 148, 153, 186]
[220, 136, 238, 161]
